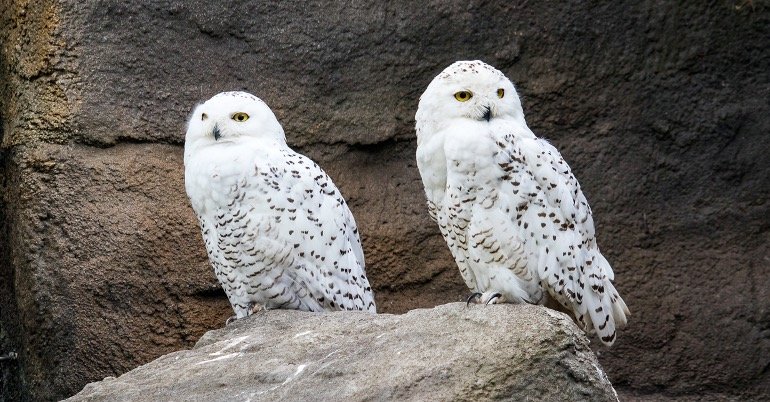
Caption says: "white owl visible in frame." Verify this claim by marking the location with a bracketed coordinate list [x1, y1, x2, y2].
[415, 61, 629, 345]
[184, 91, 376, 320]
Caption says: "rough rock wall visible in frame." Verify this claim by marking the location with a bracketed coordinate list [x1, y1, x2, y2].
[1, 1, 768, 401]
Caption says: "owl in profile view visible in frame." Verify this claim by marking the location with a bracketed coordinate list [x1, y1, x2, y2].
[184, 91, 376, 321]
[415, 61, 628, 345]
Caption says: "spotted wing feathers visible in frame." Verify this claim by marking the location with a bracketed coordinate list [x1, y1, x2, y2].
[496, 133, 629, 345]
[196, 146, 376, 317]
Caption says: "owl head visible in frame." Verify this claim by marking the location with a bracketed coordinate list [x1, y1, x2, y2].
[415, 61, 529, 142]
[185, 91, 286, 149]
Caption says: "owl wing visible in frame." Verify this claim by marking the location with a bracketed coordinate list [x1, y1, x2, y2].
[198, 145, 376, 314]
[262, 148, 376, 313]
[497, 133, 628, 345]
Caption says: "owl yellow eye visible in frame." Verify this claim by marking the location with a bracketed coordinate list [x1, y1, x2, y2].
[497, 88, 505, 98]
[454, 91, 473, 102]
[232, 112, 249, 122]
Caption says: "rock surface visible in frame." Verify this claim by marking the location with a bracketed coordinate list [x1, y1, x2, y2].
[67, 303, 618, 402]
[1, 0, 769, 401]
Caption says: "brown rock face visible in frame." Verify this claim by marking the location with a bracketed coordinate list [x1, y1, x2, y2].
[0, 143, 232, 400]
[1, 1, 769, 401]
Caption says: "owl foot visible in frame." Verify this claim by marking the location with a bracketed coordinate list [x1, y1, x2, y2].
[249, 302, 265, 314]
[466, 292, 504, 306]
[484, 293, 503, 305]
[466, 292, 483, 307]
[225, 302, 264, 326]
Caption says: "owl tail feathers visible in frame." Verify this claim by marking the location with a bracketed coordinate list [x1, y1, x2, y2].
[611, 289, 630, 328]
[584, 281, 629, 347]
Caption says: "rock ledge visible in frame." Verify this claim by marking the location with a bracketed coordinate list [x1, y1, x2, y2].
[68, 303, 617, 401]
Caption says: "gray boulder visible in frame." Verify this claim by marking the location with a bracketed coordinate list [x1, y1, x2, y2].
[67, 303, 617, 401]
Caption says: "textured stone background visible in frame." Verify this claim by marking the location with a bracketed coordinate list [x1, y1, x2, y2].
[1, 1, 768, 401]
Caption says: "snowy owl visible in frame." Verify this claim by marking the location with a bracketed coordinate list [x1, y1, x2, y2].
[184, 91, 376, 320]
[415, 61, 628, 345]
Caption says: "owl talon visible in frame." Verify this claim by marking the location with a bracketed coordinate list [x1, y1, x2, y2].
[486, 293, 503, 305]
[225, 315, 238, 326]
[248, 302, 264, 314]
[466, 292, 483, 307]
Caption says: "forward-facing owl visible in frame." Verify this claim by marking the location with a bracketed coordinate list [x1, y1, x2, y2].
[415, 61, 628, 345]
[185, 91, 376, 320]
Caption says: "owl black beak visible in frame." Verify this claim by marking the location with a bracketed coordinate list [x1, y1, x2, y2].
[212, 123, 221, 141]
[482, 106, 491, 122]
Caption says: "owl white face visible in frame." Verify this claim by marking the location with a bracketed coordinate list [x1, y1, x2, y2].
[185, 91, 286, 147]
[416, 60, 528, 138]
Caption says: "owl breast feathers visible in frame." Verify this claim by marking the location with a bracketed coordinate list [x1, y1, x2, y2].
[184, 91, 376, 320]
[415, 61, 629, 346]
